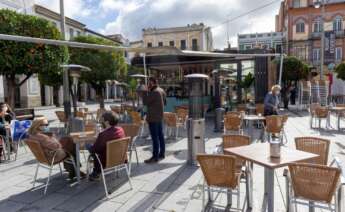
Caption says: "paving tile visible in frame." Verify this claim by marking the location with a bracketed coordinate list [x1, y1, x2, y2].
[0, 200, 26, 212]
[116, 191, 162, 212]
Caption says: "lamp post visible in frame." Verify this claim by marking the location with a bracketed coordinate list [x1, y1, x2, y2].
[314, 0, 325, 80]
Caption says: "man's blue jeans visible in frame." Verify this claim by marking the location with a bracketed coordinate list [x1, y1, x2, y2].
[148, 122, 165, 159]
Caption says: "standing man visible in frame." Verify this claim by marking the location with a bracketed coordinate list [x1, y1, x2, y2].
[142, 77, 166, 163]
[264, 85, 281, 116]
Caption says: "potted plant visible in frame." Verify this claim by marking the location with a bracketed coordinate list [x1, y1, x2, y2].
[239, 72, 255, 103]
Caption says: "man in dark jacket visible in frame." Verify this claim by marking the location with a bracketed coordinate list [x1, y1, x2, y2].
[88, 111, 125, 180]
[142, 77, 166, 163]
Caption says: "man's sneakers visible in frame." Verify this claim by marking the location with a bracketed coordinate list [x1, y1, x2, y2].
[88, 172, 101, 181]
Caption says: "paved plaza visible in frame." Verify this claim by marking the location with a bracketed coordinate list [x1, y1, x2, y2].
[0, 105, 345, 212]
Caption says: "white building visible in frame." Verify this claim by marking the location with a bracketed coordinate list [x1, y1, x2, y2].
[238, 32, 285, 53]
[0, 1, 121, 107]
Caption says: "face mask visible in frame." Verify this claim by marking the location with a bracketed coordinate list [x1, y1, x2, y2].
[275, 91, 280, 95]
[41, 126, 50, 133]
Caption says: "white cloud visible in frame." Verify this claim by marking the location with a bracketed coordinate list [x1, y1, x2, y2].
[35, 0, 93, 18]
[99, 0, 280, 49]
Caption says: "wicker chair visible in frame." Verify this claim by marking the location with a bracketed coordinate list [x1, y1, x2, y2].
[310, 104, 330, 129]
[197, 154, 247, 211]
[255, 104, 265, 115]
[26, 139, 76, 195]
[264, 115, 286, 143]
[87, 137, 132, 198]
[119, 124, 140, 175]
[55, 111, 69, 134]
[176, 107, 188, 129]
[222, 135, 250, 172]
[236, 104, 247, 113]
[224, 114, 243, 135]
[294, 137, 330, 165]
[129, 111, 146, 137]
[287, 163, 341, 212]
[164, 112, 183, 140]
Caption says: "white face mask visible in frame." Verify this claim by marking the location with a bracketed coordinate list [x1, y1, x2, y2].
[275, 91, 280, 95]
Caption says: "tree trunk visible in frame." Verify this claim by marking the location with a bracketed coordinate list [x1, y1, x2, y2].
[99, 87, 105, 109]
[6, 75, 16, 108]
[53, 86, 61, 107]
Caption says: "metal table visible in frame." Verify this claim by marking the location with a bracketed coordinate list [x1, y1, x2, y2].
[329, 107, 345, 131]
[224, 143, 318, 212]
[243, 115, 266, 142]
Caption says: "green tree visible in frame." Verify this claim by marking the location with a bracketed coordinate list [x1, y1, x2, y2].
[0, 9, 68, 107]
[69, 35, 127, 108]
[239, 72, 254, 103]
[335, 63, 345, 81]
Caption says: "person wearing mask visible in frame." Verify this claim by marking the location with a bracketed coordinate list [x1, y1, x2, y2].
[88, 111, 125, 181]
[264, 85, 281, 116]
[28, 118, 83, 180]
[141, 77, 166, 163]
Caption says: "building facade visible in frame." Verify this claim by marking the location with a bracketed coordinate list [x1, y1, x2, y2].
[142, 23, 213, 51]
[276, 0, 345, 75]
[238, 32, 285, 53]
[0, 0, 121, 107]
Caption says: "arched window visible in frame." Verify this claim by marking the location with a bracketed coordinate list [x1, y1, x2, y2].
[313, 18, 322, 32]
[296, 20, 305, 33]
[333, 16, 343, 31]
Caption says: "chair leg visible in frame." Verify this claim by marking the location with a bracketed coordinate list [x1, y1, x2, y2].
[44, 165, 53, 195]
[100, 168, 109, 198]
[125, 165, 132, 189]
[128, 149, 133, 176]
[59, 163, 63, 176]
[33, 163, 40, 188]
[134, 145, 139, 166]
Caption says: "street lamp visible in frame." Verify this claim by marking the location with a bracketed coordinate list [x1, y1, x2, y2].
[314, 0, 325, 80]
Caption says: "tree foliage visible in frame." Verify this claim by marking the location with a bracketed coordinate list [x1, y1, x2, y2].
[282, 56, 309, 82]
[335, 63, 345, 81]
[0, 9, 68, 106]
[69, 35, 127, 106]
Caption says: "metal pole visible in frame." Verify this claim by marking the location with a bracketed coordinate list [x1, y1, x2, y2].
[320, 0, 325, 80]
[143, 53, 148, 86]
[60, 0, 71, 122]
[278, 54, 284, 86]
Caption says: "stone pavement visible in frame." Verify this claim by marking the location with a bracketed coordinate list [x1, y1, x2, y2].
[0, 105, 345, 212]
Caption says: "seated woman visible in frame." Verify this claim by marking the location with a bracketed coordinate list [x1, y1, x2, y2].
[27, 118, 84, 180]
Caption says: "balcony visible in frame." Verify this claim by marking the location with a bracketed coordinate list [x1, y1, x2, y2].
[335, 30, 345, 38]
[310, 32, 321, 39]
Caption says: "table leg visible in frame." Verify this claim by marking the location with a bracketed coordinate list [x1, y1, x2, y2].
[263, 168, 274, 212]
[246, 162, 253, 209]
[249, 121, 254, 143]
[338, 113, 341, 131]
[309, 201, 315, 212]
[76, 143, 81, 184]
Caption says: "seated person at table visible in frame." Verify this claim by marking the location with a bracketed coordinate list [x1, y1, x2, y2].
[264, 85, 281, 116]
[28, 119, 84, 180]
[88, 111, 125, 181]
[0, 103, 9, 157]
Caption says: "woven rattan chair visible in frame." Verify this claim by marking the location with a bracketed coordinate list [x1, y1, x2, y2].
[287, 163, 341, 212]
[313, 106, 330, 129]
[222, 135, 250, 172]
[236, 104, 247, 114]
[176, 107, 188, 129]
[164, 112, 183, 140]
[224, 114, 243, 135]
[26, 139, 76, 195]
[295, 137, 330, 165]
[129, 111, 146, 137]
[255, 104, 265, 115]
[55, 111, 69, 134]
[87, 137, 132, 198]
[119, 124, 140, 175]
[197, 154, 247, 211]
[264, 115, 286, 143]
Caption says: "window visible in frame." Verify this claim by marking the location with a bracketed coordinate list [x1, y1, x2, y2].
[169, 41, 174, 47]
[296, 22, 305, 33]
[244, 45, 252, 50]
[158, 42, 163, 47]
[293, 0, 300, 8]
[69, 28, 74, 39]
[258, 34, 263, 37]
[313, 20, 322, 32]
[313, 48, 320, 61]
[276, 44, 282, 53]
[295, 47, 306, 60]
[335, 47, 342, 61]
[333, 17, 343, 31]
[192, 39, 198, 51]
[180, 40, 186, 50]
[147, 42, 152, 47]
[250, 34, 256, 38]
[77, 31, 81, 36]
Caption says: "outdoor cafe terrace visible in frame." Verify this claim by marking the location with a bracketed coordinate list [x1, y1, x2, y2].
[0, 103, 345, 212]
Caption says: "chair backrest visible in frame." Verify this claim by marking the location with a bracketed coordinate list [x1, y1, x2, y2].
[164, 112, 177, 127]
[197, 154, 238, 189]
[25, 139, 50, 165]
[176, 108, 188, 123]
[130, 111, 142, 125]
[105, 137, 131, 168]
[120, 124, 140, 140]
[282, 114, 288, 124]
[288, 163, 340, 203]
[309, 103, 320, 115]
[295, 137, 330, 165]
[224, 114, 242, 131]
[222, 134, 250, 149]
[226, 111, 242, 116]
[315, 106, 329, 118]
[84, 123, 96, 133]
[265, 115, 284, 134]
[55, 111, 67, 123]
[75, 111, 86, 119]
[256, 104, 265, 115]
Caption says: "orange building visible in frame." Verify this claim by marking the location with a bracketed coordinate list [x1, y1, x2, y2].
[276, 0, 345, 75]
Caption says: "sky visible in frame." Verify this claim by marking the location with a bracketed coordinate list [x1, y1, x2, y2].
[35, 0, 281, 49]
